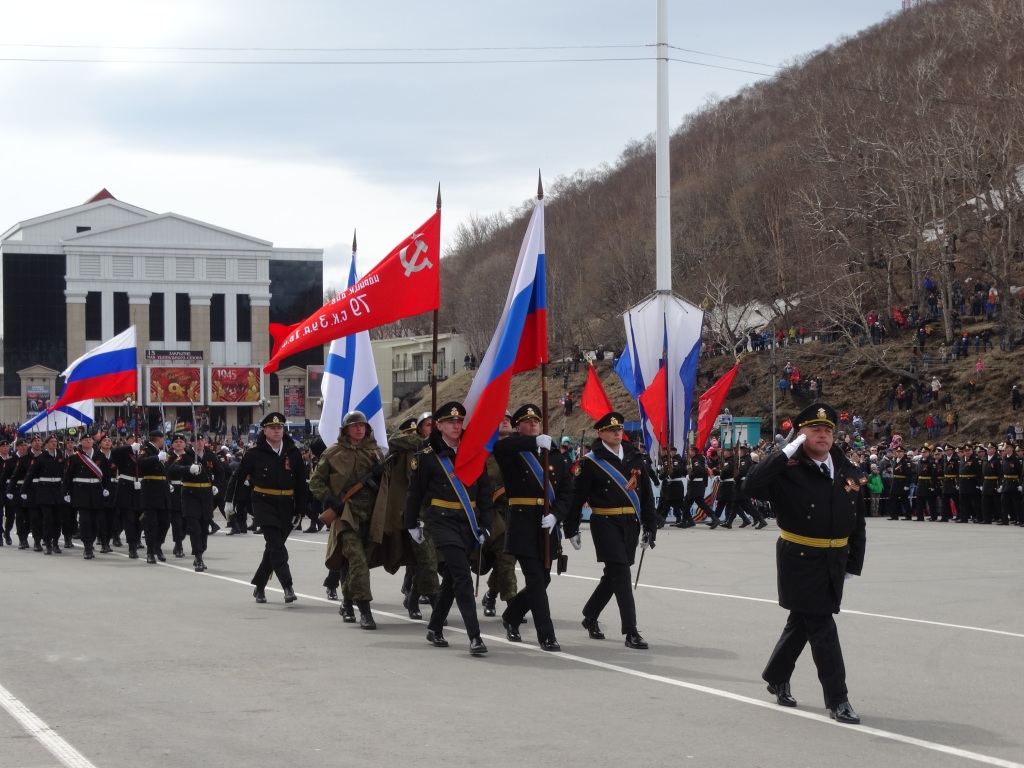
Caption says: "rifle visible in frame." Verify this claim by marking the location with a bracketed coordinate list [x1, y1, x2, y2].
[318, 454, 394, 526]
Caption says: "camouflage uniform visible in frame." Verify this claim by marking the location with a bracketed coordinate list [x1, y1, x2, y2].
[484, 453, 519, 604]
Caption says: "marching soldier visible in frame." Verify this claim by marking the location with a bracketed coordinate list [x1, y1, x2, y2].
[97, 434, 121, 547]
[229, 412, 307, 605]
[720, 446, 751, 528]
[166, 433, 189, 557]
[956, 443, 983, 523]
[310, 411, 385, 628]
[481, 412, 519, 618]
[656, 446, 686, 526]
[980, 443, 1001, 524]
[64, 432, 110, 559]
[0, 440, 16, 546]
[138, 430, 172, 564]
[735, 443, 768, 529]
[888, 446, 912, 520]
[675, 444, 718, 529]
[168, 433, 225, 571]
[566, 411, 657, 650]
[938, 444, 959, 522]
[24, 435, 66, 554]
[493, 403, 572, 652]
[743, 403, 866, 725]
[405, 401, 494, 656]
[998, 442, 1022, 526]
[6, 438, 34, 549]
[111, 435, 144, 558]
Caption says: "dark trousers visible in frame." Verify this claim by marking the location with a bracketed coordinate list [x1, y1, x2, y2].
[1000, 490, 1021, 524]
[15, 505, 30, 541]
[941, 493, 956, 521]
[32, 503, 56, 544]
[981, 494, 1000, 523]
[684, 487, 715, 520]
[144, 508, 170, 553]
[170, 508, 185, 544]
[251, 524, 293, 589]
[582, 561, 637, 635]
[957, 493, 980, 522]
[2, 503, 15, 540]
[120, 507, 140, 547]
[890, 493, 911, 519]
[58, 506, 75, 541]
[502, 555, 554, 640]
[763, 610, 848, 708]
[186, 516, 209, 557]
[78, 508, 105, 552]
[429, 543, 480, 638]
[324, 569, 342, 589]
[738, 497, 766, 525]
[915, 494, 938, 520]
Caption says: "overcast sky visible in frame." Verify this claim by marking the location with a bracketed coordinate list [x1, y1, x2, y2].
[0, 1, 902, 290]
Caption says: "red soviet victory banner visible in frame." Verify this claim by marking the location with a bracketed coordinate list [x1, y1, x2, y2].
[264, 210, 441, 373]
[580, 361, 614, 421]
[697, 361, 740, 450]
[638, 365, 669, 445]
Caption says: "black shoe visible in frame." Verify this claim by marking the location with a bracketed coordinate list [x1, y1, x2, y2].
[304, 523, 318, 533]
[156, 549, 166, 562]
[739, 519, 751, 528]
[283, 586, 297, 603]
[18, 539, 29, 550]
[404, 591, 422, 620]
[325, 587, 338, 601]
[357, 602, 376, 630]
[581, 616, 605, 639]
[51, 543, 62, 554]
[721, 522, 733, 530]
[755, 520, 768, 530]
[128, 548, 138, 559]
[540, 636, 561, 652]
[469, 636, 488, 655]
[111, 537, 122, 547]
[503, 619, 522, 642]
[419, 595, 431, 604]
[225, 528, 238, 535]
[426, 629, 449, 647]
[481, 590, 497, 617]
[173, 544, 184, 558]
[34, 542, 43, 552]
[83, 549, 94, 560]
[253, 587, 267, 603]
[100, 545, 113, 554]
[44, 544, 52, 555]
[767, 681, 797, 707]
[64, 539, 75, 549]
[146, 553, 156, 564]
[209, 522, 220, 535]
[340, 599, 356, 622]
[193, 558, 205, 572]
[670, 521, 687, 528]
[828, 701, 861, 724]
[3, 534, 10, 546]
[708, 519, 720, 529]
[624, 631, 649, 650]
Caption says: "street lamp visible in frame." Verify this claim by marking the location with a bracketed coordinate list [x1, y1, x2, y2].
[755, 309, 778, 436]
[123, 396, 135, 434]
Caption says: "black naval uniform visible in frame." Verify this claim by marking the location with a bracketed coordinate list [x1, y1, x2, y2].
[168, 445, 225, 569]
[734, 449, 768, 528]
[111, 442, 143, 556]
[744, 440, 866, 710]
[166, 449, 189, 557]
[64, 448, 110, 558]
[6, 449, 36, 548]
[889, 454, 913, 520]
[656, 451, 685, 524]
[404, 428, 495, 645]
[493, 433, 572, 646]
[233, 431, 307, 595]
[914, 452, 939, 521]
[1, 449, 19, 545]
[679, 450, 716, 528]
[719, 451, 750, 527]
[980, 450, 1001, 524]
[998, 451, 1022, 526]
[957, 449, 982, 523]
[938, 450, 959, 522]
[25, 449, 66, 553]
[567, 437, 657, 640]
[138, 441, 172, 562]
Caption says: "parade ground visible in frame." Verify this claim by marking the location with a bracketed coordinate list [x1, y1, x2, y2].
[1, 518, 1022, 768]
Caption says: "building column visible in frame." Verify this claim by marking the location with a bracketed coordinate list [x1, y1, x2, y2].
[128, 292, 151, 399]
[65, 289, 88, 363]
[190, 291, 212, 367]
[250, 294, 271, 367]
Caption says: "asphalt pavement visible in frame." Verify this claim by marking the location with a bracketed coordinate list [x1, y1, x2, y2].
[1, 517, 1022, 768]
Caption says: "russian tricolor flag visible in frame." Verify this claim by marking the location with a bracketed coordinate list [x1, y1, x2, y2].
[454, 198, 547, 485]
[50, 326, 137, 412]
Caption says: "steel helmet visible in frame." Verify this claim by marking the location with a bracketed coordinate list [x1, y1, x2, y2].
[342, 411, 368, 428]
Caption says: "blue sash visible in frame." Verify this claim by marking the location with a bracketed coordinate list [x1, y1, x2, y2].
[77, 450, 104, 480]
[436, 455, 481, 539]
[586, 454, 642, 524]
[520, 451, 556, 505]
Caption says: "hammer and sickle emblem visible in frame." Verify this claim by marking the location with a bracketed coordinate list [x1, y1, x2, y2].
[399, 237, 432, 277]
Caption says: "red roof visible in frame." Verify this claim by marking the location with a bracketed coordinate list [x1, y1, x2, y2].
[84, 188, 116, 204]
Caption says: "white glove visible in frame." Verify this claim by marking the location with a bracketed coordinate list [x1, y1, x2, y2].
[63, 495, 70, 503]
[243, 479, 250, 486]
[224, 502, 234, 515]
[168, 484, 175, 493]
[189, 464, 201, 475]
[212, 486, 219, 496]
[536, 434, 553, 451]
[157, 450, 167, 462]
[20, 494, 26, 500]
[4, 493, 10, 500]
[541, 513, 557, 529]
[844, 572, 855, 580]
[569, 533, 582, 551]
[408, 526, 425, 545]
[102, 489, 110, 497]
[478, 529, 490, 545]
[134, 481, 141, 490]
[782, 432, 807, 459]
[131, 442, 140, 453]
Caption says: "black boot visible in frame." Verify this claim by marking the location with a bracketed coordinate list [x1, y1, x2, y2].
[481, 590, 497, 617]
[173, 543, 184, 558]
[283, 586, 297, 603]
[405, 589, 422, 620]
[340, 599, 356, 622]
[357, 601, 376, 630]
[64, 537, 75, 549]
[51, 540, 62, 554]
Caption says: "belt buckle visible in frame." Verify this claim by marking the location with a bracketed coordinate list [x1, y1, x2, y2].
[536, 498, 544, 506]
[829, 538, 839, 547]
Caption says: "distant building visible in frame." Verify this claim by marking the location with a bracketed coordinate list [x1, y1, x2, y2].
[0, 189, 323, 429]
[370, 333, 469, 416]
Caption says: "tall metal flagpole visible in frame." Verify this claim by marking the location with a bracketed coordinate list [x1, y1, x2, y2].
[537, 171, 553, 570]
[655, 0, 671, 294]
[431, 183, 441, 413]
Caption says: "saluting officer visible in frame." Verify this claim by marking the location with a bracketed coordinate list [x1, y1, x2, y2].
[743, 403, 866, 725]
[493, 403, 572, 652]
[230, 412, 307, 604]
[567, 411, 657, 650]
[405, 401, 494, 656]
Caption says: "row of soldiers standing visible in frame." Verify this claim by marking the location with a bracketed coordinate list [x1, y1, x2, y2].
[887, 441, 1024, 525]
[1, 430, 226, 568]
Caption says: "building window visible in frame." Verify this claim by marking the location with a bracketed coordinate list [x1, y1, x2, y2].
[176, 293, 191, 342]
[236, 294, 251, 342]
[150, 293, 165, 342]
[76, 226, 91, 233]
[85, 292, 102, 341]
[211, 293, 226, 342]
[113, 292, 129, 334]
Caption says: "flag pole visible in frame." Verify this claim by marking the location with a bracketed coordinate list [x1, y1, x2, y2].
[537, 171, 552, 570]
[431, 183, 441, 413]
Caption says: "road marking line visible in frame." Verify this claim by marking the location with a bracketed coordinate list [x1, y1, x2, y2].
[0, 682, 98, 768]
